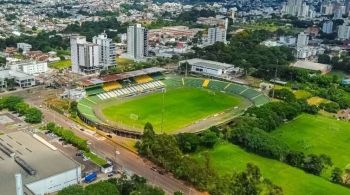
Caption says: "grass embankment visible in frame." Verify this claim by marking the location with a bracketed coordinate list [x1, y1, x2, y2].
[272, 114, 350, 172]
[193, 142, 350, 195]
[49, 59, 71, 70]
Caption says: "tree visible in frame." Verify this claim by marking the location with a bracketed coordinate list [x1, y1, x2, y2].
[24, 107, 43, 123]
[14, 102, 29, 116]
[58, 185, 84, 195]
[0, 56, 5, 67]
[200, 130, 218, 148]
[330, 167, 343, 184]
[177, 133, 200, 153]
[318, 54, 331, 64]
[85, 180, 119, 195]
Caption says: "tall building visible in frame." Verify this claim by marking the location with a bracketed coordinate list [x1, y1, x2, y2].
[207, 27, 227, 45]
[93, 33, 116, 69]
[297, 32, 309, 48]
[346, 0, 350, 15]
[338, 24, 350, 40]
[70, 36, 100, 74]
[322, 20, 333, 34]
[284, 0, 303, 16]
[70, 36, 86, 73]
[127, 24, 149, 60]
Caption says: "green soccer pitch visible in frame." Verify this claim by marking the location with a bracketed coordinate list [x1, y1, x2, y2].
[98, 87, 247, 133]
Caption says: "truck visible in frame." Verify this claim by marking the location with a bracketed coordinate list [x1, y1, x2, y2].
[84, 172, 97, 183]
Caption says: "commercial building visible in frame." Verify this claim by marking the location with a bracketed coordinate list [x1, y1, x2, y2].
[179, 58, 241, 79]
[70, 36, 100, 74]
[0, 132, 81, 195]
[297, 32, 309, 47]
[322, 20, 333, 34]
[127, 24, 149, 60]
[8, 60, 48, 75]
[16, 43, 32, 53]
[92, 33, 116, 69]
[206, 27, 227, 45]
[0, 69, 35, 89]
[338, 24, 350, 40]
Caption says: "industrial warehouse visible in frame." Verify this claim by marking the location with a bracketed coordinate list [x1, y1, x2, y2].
[0, 131, 81, 195]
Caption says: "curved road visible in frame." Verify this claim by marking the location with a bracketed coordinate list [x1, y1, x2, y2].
[19, 88, 200, 195]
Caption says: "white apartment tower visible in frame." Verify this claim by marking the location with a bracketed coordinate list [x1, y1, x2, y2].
[93, 33, 116, 69]
[284, 0, 303, 16]
[338, 24, 350, 40]
[70, 36, 100, 74]
[207, 27, 227, 45]
[127, 24, 149, 60]
[322, 20, 333, 34]
[296, 32, 309, 48]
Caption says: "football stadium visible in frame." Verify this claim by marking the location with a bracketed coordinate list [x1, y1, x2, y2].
[77, 67, 270, 137]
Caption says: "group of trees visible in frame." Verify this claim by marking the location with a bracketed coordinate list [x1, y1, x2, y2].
[0, 31, 69, 52]
[58, 174, 165, 195]
[137, 123, 282, 194]
[63, 18, 128, 42]
[0, 96, 42, 123]
[46, 122, 89, 151]
[228, 101, 332, 176]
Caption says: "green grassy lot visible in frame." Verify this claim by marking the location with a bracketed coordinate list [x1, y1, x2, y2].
[271, 114, 350, 170]
[49, 59, 71, 70]
[84, 151, 107, 166]
[101, 88, 244, 133]
[192, 142, 350, 195]
[293, 90, 312, 99]
[307, 96, 330, 105]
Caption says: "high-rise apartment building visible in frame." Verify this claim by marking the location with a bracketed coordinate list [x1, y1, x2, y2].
[338, 24, 350, 40]
[92, 33, 116, 69]
[206, 27, 227, 45]
[297, 32, 309, 48]
[127, 24, 149, 60]
[70, 36, 100, 74]
[322, 20, 333, 34]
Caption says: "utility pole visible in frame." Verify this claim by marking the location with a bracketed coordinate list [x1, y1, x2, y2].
[161, 88, 166, 133]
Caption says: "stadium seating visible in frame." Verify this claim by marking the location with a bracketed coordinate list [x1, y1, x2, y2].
[225, 84, 248, 95]
[86, 87, 105, 96]
[202, 79, 210, 87]
[134, 75, 153, 84]
[241, 89, 261, 99]
[162, 78, 183, 88]
[184, 78, 203, 88]
[207, 80, 227, 91]
[150, 72, 165, 80]
[252, 95, 270, 106]
[103, 81, 122, 91]
[77, 97, 102, 123]
[97, 81, 165, 100]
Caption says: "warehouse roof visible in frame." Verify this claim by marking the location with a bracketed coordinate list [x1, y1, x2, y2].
[179, 58, 234, 70]
[0, 132, 79, 195]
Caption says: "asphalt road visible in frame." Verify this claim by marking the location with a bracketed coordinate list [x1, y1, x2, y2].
[17, 88, 200, 195]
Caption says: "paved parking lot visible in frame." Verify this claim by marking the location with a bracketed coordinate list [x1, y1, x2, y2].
[38, 131, 100, 174]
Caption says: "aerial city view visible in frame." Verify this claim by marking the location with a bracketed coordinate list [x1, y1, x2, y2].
[3, 0, 350, 194]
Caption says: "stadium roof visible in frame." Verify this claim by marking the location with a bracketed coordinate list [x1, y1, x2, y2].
[80, 67, 166, 86]
[179, 58, 234, 70]
[0, 132, 79, 195]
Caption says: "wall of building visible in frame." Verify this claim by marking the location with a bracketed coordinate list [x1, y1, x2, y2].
[26, 167, 81, 195]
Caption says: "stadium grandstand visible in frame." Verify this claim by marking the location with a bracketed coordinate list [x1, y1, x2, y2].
[79, 67, 166, 96]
